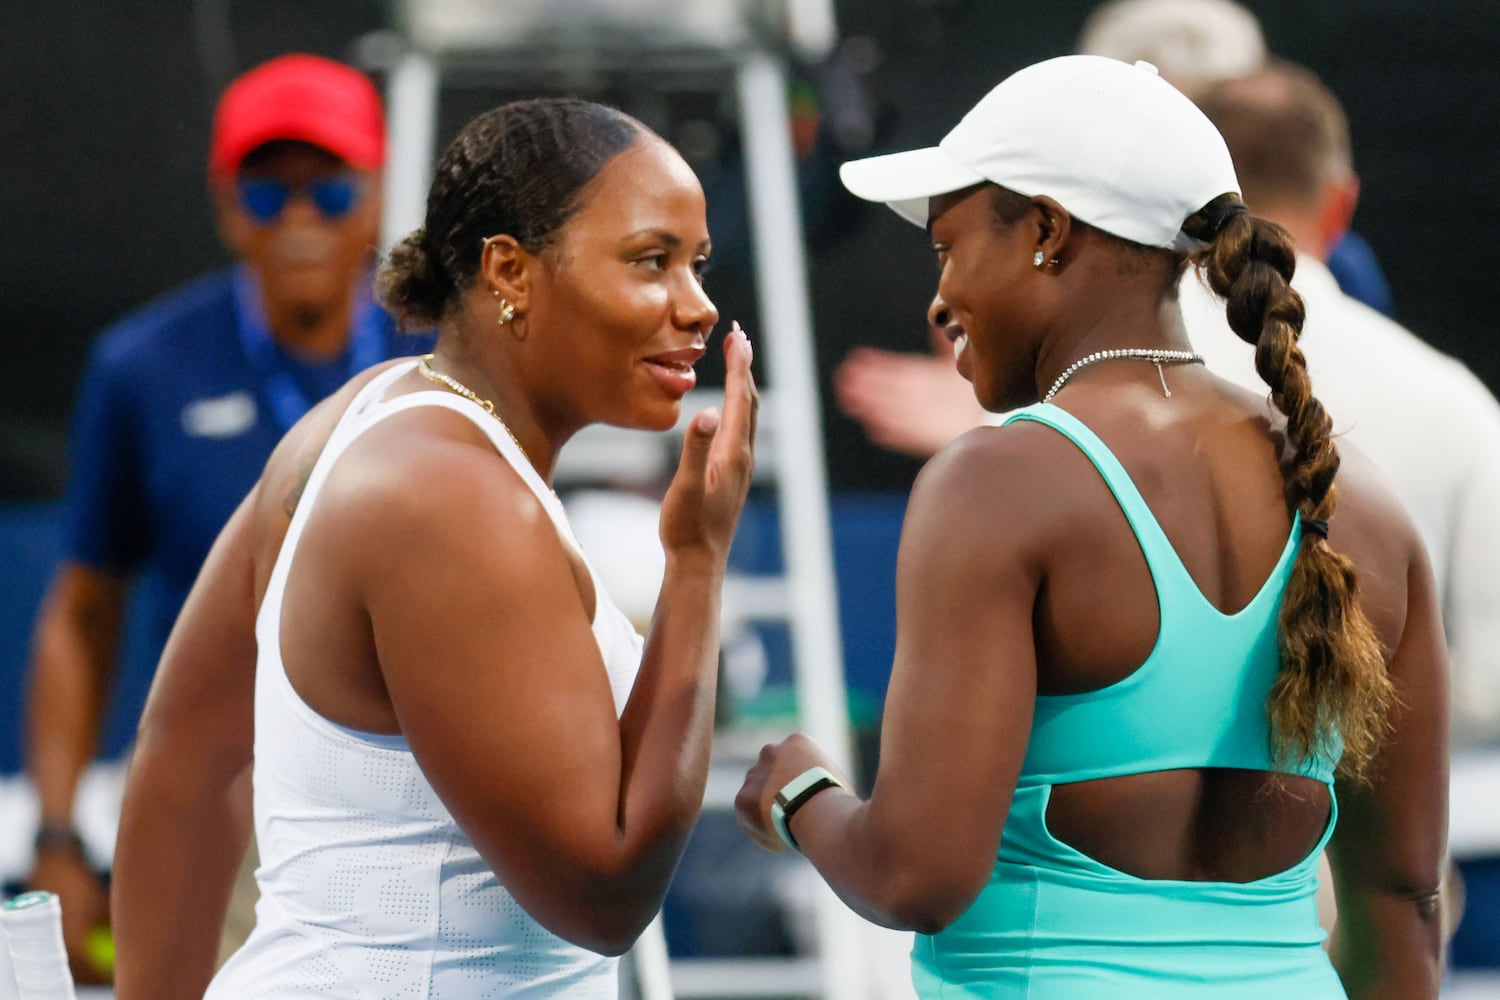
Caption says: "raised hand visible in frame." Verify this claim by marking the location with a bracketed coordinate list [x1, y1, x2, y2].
[659, 322, 758, 564]
[834, 346, 985, 458]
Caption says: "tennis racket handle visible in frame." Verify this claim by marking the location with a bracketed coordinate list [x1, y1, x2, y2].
[1, 892, 77, 1000]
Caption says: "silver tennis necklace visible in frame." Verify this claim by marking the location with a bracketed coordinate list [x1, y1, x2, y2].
[1043, 348, 1204, 404]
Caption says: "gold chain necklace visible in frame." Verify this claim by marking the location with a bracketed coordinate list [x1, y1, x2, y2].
[415, 354, 541, 476]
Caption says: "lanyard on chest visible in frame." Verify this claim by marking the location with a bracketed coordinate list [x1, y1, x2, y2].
[232, 266, 387, 432]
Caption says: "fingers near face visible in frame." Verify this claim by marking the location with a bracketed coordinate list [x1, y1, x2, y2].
[722, 324, 758, 445]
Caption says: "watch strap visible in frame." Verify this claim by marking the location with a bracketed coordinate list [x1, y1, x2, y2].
[33, 822, 85, 857]
[769, 765, 844, 852]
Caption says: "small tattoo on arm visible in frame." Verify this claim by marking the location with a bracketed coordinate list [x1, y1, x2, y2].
[283, 459, 316, 518]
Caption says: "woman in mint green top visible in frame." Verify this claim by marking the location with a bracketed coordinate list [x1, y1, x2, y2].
[735, 56, 1448, 999]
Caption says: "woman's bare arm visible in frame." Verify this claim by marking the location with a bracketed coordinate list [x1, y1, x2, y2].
[111, 489, 259, 999]
[25, 562, 127, 982]
[353, 331, 756, 955]
[111, 360, 407, 998]
[1327, 527, 1449, 999]
[737, 426, 1045, 931]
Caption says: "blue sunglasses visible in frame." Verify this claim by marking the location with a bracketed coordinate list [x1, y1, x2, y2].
[236, 174, 362, 223]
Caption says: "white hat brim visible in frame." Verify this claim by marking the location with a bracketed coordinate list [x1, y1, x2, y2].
[839, 146, 988, 228]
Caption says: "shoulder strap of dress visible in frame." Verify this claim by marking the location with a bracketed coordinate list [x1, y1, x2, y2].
[255, 360, 419, 642]
[1000, 402, 1188, 588]
[373, 390, 565, 507]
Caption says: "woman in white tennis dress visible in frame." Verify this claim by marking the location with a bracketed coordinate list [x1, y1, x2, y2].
[111, 97, 757, 998]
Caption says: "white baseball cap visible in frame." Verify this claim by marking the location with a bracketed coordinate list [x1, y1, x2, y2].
[839, 55, 1241, 249]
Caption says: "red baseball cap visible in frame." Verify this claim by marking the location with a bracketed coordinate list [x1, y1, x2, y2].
[209, 54, 385, 179]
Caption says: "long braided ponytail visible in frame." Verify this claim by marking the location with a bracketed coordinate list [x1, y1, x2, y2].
[1186, 194, 1394, 782]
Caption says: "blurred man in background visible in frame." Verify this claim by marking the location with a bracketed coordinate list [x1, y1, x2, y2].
[24, 53, 424, 981]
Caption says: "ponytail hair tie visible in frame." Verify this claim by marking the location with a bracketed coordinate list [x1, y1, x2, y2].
[1301, 517, 1330, 540]
[1205, 201, 1250, 236]
[1178, 196, 1252, 247]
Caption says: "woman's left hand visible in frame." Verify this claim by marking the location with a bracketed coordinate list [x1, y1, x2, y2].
[735, 733, 848, 853]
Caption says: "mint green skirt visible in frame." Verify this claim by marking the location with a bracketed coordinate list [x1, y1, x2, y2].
[911, 785, 1347, 999]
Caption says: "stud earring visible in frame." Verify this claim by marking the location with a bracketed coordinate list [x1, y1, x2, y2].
[1033, 251, 1045, 268]
[493, 290, 516, 325]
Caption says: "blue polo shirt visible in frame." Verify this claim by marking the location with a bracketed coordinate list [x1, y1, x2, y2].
[1327, 230, 1394, 317]
[64, 266, 430, 753]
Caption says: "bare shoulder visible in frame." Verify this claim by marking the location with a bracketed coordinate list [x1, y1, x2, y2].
[256, 359, 414, 524]
[921, 420, 1060, 510]
[1330, 438, 1426, 564]
[907, 418, 1084, 566]
[344, 398, 543, 509]
[310, 401, 561, 582]
[1198, 375, 1425, 571]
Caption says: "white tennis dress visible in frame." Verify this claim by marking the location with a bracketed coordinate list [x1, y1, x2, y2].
[206, 362, 644, 998]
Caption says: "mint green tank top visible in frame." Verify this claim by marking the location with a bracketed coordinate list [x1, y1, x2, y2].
[911, 403, 1346, 999]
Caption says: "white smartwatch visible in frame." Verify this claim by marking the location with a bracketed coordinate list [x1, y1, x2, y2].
[769, 765, 845, 852]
